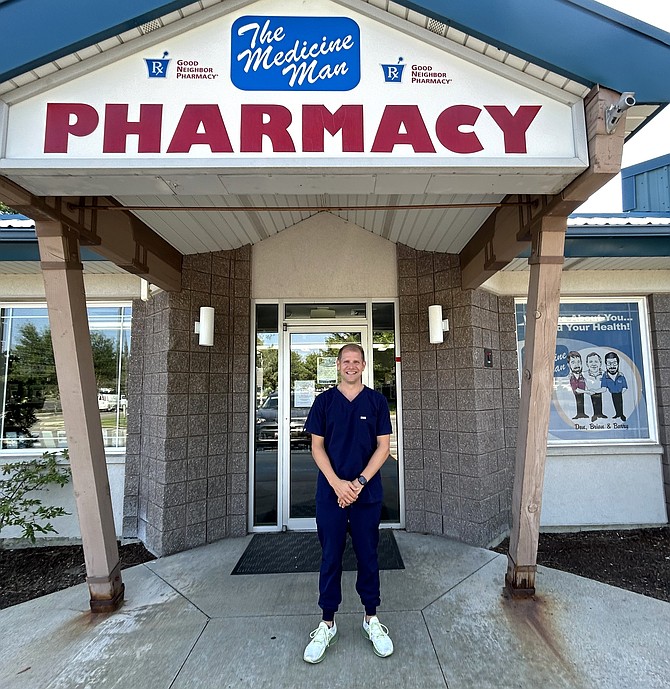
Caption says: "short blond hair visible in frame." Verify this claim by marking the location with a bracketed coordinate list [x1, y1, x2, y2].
[337, 343, 365, 362]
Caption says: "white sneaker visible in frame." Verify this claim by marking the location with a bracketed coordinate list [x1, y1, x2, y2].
[362, 615, 394, 657]
[303, 621, 337, 664]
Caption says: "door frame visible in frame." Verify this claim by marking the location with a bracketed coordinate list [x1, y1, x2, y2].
[249, 298, 405, 534]
[281, 323, 370, 531]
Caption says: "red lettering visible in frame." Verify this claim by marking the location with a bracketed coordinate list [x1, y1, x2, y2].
[371, 105, 435, 153]
[44, 103, 99, 153]
[484, 105, 541, 153]
[435, 105, 483, 154]
[167, 105, 233, 153]
[240, 105, 295, 152]
[302, 105, 364, 152]
[103, 104, 162, 153]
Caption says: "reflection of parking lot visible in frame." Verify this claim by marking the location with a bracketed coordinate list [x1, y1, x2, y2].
[2, 407, 128, 450]
[255, 391, 310, 448]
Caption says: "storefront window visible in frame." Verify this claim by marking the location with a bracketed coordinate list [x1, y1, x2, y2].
[0, 304, 131, 451]
[515, 298, 656, 444]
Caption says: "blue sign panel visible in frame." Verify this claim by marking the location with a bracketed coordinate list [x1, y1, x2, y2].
[231, 16, 360, 91]
[516, 301, 651, 442]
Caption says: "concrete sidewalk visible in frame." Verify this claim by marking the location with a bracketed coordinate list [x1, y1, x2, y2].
[1, 531, 668, 688]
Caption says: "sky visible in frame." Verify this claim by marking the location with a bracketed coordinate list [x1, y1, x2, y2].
[576, 0, 670, 213]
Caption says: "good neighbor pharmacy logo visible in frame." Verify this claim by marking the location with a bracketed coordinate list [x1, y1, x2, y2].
[145, 51, 171, 78]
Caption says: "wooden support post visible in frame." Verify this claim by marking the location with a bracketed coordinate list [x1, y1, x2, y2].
[505, 215, 567, 597]
[36, 221, 124, 613]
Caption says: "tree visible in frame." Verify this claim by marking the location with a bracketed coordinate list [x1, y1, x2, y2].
[0, 201, 17, 214]
[0, 451, 71, 543]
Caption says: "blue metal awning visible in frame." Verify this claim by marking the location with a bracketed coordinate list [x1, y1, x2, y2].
[1, 0, 670, 103]
[517, 213, 670, 258]
[0, 215, 105, 261]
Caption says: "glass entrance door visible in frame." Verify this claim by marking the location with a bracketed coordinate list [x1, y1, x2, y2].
[283, 327, 368, 530]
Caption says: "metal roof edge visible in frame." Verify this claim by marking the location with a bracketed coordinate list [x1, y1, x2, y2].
[395, 0, 670, 103]
[1, 1, 670, 102]
[0, 0, 196, 84]
[569, 212, 670, 219]
[621, 154, 670, 179]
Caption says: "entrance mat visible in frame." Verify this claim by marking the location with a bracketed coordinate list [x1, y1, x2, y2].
[231, 530, 405, 575]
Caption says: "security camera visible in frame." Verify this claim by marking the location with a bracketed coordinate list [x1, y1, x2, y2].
[605, 92, 636, 134]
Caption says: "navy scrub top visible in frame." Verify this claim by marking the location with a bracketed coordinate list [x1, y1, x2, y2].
[304, 386, 392, 505]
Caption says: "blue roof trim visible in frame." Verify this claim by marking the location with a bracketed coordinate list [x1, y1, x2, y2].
[570, 212, 670, 219]
[394, 0, 670, 103]
[519, 236, 670, 258]
[562, 236, 670, 257]
[0, 243, 106, 261]
[0, 225, 105, 261]
[622, 176, 636, 212]
[1, 1, 670, 104]
[620, 155, 670, 212]
[621, 154, 670, 179]
[0, 0, 194, 83]
[0, 212, 32, 222]
[518, 217, 670, 257]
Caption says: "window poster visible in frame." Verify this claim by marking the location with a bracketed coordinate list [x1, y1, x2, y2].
[317, 356, 338, 384]
[294, 380, 316, 407]
[515, 299, 654, 443]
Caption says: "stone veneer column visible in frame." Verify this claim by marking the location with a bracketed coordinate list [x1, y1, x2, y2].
[648, 293, 670, 515]
[123, 247, 251, 555]
[398, 244, 519, 546]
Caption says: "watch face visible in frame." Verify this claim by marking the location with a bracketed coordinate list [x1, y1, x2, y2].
[358, 475, 367, 486]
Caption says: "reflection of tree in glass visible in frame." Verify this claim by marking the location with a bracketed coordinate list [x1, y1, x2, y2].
[119, 336, 130, 397]
[90, 332, 120, 390]
[10, 323, 57, 398]
[373, 331, 396, 411]
[256, 336, 278, 396]
[3, 325, 122, 446]
[10, 324, 121, 393]
[3, 324, 54, 446]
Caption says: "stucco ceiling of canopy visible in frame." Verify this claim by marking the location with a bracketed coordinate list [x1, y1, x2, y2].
[0, 0, 660, 256]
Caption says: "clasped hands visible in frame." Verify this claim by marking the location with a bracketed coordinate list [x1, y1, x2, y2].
[333, 478, 363, 508]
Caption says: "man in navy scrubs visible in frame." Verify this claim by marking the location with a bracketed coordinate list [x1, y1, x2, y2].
[302, 343, 394, 663]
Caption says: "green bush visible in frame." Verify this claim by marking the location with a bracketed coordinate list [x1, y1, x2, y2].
[0, 450, 71, 543]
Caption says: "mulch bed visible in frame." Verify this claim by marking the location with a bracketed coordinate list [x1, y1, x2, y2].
[492, 526, 670, 603]
[0, 541, 156, 609]
[1, 527, 668, 609]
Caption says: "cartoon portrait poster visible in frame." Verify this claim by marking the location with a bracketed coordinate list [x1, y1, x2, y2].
[516, 300, 651, 442]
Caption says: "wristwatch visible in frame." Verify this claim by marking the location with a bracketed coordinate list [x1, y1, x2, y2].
[357, 475, 367, 487]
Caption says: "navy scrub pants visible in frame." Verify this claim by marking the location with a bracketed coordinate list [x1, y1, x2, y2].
[316, 498, 382, 618]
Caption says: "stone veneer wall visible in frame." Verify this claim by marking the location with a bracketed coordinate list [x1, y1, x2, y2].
[397, 244, 519, 546]
[649, 293, 670, 515]
[123, 248, 251, 556]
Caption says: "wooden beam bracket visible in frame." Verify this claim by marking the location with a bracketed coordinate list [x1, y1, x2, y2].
[460, 86, 627, 289]
[527, 256, 564, 265]
[40, 260, 84, 272]
[0, 175, 182, 291]
[483, 236, 508, 271]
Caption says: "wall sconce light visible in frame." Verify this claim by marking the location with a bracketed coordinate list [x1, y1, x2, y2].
[194, 306, 215, 346]
[428, 304, 449, 344]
